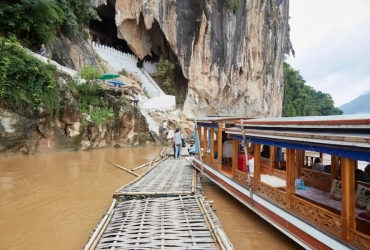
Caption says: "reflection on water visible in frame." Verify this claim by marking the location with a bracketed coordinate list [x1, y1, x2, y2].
[202, 177, 302, 250]
[0, 148, 301, 250]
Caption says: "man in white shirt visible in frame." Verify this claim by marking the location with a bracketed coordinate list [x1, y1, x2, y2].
[134, 94, 140, 107]
[173, 128, 183, 159]
[162, 121, 168, 135]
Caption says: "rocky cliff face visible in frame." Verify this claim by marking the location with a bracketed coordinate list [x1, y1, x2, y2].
[111, 0, 293, 117]
[49, 33, 101, 72]
[0, 77, 154, 156]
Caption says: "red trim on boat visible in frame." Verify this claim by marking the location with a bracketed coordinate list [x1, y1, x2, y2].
[187, 159, 333, 250]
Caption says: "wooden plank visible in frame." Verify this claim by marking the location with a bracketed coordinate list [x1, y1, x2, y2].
[331, 155, 339, 183]
[286, 148, 296, 209]
[210, 128, 214, 157]
[253, 144, 261, 183]
[203, 127, 207, 156]
[232, 139, 238, 178]
[341, 157, 355, 241]
[217, 123, 222, 171]
[269, 146, 275, 174]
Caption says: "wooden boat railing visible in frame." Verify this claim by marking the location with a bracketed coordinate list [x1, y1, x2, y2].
[300, 168, 332, 192]
[260, 157, 274, 175]
[272, 169, 287, 180]
[289, 195, 342, 238]
[349, 229, 370, 250]
[234, 169, 250, 187]
[254, 180, 286, 208]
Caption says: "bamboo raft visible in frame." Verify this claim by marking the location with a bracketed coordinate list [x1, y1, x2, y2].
[114, 158, 195, 198]
[85, 149, 234, 250]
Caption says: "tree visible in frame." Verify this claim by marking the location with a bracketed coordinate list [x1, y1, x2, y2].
[156, 58, 175, 94]
[0, 0, 64, 47]
[0, 0, 99, 48]
[282, 62, 343, 117]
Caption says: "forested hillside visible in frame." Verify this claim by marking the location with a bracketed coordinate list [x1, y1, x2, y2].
[339, 91, 370, 115]
[0, 0, 99, 49]
[282, 62, 343, 117]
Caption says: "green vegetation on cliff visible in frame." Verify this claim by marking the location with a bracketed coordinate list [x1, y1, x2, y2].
[70, 65, 114, 126]
[156, 58, 175, 94]
[282, 62, 343, 117]
[0, 0, 99, 48]
[0, 37, 60, 114]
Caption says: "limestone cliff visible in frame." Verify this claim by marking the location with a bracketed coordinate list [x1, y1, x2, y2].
[111, 0, 293, 118]
[49, 33, 101, 72]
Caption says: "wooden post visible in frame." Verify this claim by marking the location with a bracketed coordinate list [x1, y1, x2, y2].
[198, 125, 202, 145]
[294, 150, 300, 179]
[232, 139, 239, 177]
[300, 150, 305, 171]
[331, 155, 339, 183]
[203, 127, 207, 155]
[320, 152, 324, 163]
[217, 123, 222, 170]
[341, 157, 355, 241]
[210, 128, 215, 162]
[254, 144, 261, 184]
[286, 148, 296, 209]
[269, 146, 275, 175]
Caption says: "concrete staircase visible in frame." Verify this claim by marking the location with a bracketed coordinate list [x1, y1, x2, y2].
[91, 42, 165, 98]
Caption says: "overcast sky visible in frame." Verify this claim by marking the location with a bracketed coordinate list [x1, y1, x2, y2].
[286, 0, 370, 107]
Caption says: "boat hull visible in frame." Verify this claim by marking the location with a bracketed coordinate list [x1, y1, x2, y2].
[187, 157, 351, 250]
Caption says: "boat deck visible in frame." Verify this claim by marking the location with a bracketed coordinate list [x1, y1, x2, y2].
[251, 174, 286, 187]
[85, 154, 233, 250]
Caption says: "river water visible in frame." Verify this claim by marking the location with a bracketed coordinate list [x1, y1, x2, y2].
[0, 148, 300, 250]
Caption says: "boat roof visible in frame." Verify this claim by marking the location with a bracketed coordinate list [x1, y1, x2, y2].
[236, 114, 370, 129]
[188, 116, 255, 123]
[225, 127, 370, 148]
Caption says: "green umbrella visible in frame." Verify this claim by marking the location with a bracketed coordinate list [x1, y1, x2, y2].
[97, 73, 120, 80]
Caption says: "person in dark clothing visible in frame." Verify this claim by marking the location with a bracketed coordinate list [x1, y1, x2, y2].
[365, 164, 370, 176]
[38, 44, 46, 57]
[355, 169, 370, 183]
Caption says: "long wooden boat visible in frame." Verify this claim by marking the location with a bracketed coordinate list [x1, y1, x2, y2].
[185, 115, 370, 250]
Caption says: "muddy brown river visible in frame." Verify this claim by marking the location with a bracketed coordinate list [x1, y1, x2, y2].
[0, 148, 301, 250]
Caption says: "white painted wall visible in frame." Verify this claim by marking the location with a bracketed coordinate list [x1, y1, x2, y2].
[28, 50, 79, 78]
[91, 42, 165, 98]
[141, 95, 176, 112]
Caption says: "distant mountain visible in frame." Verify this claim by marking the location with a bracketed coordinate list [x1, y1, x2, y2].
[339, 91, 370, 115]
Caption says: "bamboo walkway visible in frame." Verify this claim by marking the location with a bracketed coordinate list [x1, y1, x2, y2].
[114, 158, 195, 198]
[85, 149, 234, 250]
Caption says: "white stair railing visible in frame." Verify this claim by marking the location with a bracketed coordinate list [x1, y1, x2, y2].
[91, 42, 165, 98]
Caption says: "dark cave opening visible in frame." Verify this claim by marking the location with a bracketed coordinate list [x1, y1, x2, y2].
[91, 3, 188, 104]
[146, 17, 188, 100]
[90, 1, 134, 54]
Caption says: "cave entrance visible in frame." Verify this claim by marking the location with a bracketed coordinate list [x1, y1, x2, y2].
[91, 4, 188, 106]
[90, 1, 134, 54]
[146, 17, 188, 105]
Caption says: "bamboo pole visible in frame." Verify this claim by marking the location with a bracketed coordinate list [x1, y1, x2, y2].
[90, 208, 115, 249]
[194, 196, 223, 250]
[105, 161, 140, 177]
[84, 199, 116, 250]
[196, 195, 233, 250]
[160, 146, 172, 158]
[113, 191, 193, 196]
[132, 162, 149, 171]
[114, 156, 168, 193]
[192, 168, 196, 194]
